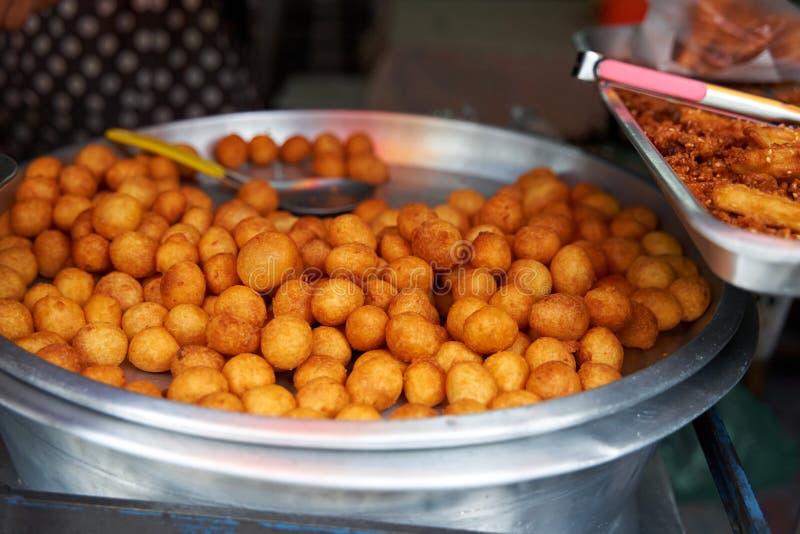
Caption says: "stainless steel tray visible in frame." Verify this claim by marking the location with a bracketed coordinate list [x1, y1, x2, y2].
[0, 111, 754, 532]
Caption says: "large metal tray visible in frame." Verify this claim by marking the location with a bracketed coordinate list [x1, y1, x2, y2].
[0, 111, 753, 532]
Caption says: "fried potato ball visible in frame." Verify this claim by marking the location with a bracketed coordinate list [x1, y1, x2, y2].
[167, 366, 229, 404]
[310, 277, 364, 326]
[75, 144, 116, 178]
[94, 271, 143, 311]
[506, 331, 532, 355]
[641, 231, 682, 257]
[626, 256, 676, 290]
[470, 231, 511, 273]
[221, 352, 275, 395]
[296, 377, 350, 417]
[280, 135, 312, 164]
[269, 280, 311, 323]
[122, 302, 168, 339]
[490, 390, 541, 410]
[528, 293, 590, 341]
[0, 236, 32, 251]
[198, 392, 244, 412]
[52, 267, 93, 305]
[128, 326, 180, 372]
[237, 179, 280, 216]
[617, 206, 658, 231]
[82, 364, 126, 387]
[312, 132, 343, 157]
[73, 323, 128, 366]
[361, 279, 395, 311]
[521, 177, 570, 218]
[327, 214, 376, 250]
[164, 304, 208, 346]
[528, 212, 573, 245]
[16, 176, 60, 204]
[117, 177, 158, 209]
[550, 244, 596, 296]
[248, 134, 279, 166]
[444, 398, 487, 415]
[609, 216, 648, 240]
[579, 191, 620, 219]
[345, 305, 388, 351]
[36, 342, 82, 372]
[617, 301, 659, 350]
[400, 359, 445, 407]
[237, 231, 298, 293]
[214, 134, 248, 168]
[261, 315, 312, 371]
[293, 354, 347, 390]
[576, 217, 610, 243]
[0, 299, 34, 340]
[451, 268, 497, 301]
[525, 361, 582, 400]
[445, 297, 486, 341]
[446, 361, 498, 405]
[506, 259, 552, 300]
[391, 403, 438, 419]
[347, 154, 389, 185]
[82, 294, 122, 327]
[385, 312, 442, 362]
[583, 285, 631, 332]
[0, 245, 38, 284]
[310, 325, 352, 365]
[572, 240, 608, 279]
[313, 153, 347, 178]
[447, 189, 485, 217]
[215, 284, 267, 327]
[594, 273, 636, 296]
[160, 261, 205, 309]
[344, 132, 373, 157]
[462, 305, 517, 354]
[660, 255, 699, 278]
[377, 228, 410, 263]
[107, 231, 157, 278]
[243, 384, 297, 416]
[201, 253, 239, 295]
[70, 233, 108, 273]
[483, 351, 529, 393]
[32, 295, 86, 341]
[9, 198, 52, 238]
[161, 222, 201, 246]
[25, 155, 62, 180]
[137, 212, 169, 243]
[0, 265, 27, 301]
[105, 159, 149, 190]
[578, 362, 622, 390]
[214, 199, 259, 232]
[69, 209, 94, 240]
[487, 284, 534, 329]
[383, 255, 433, 293]
[92, 192, 142, 239]
[396, 202, 437, 241]
[601, 237, 643, 274]
[16, 331, 66, 354]
[324, 242, 378, 283]
[206, 312, 261, 356]
[198, 226, 237, 263]
[335, 403, 382, 420]
[181, 207, 214, 235]
[152, 190, 187, 225]
[124, 380, 163, 397]
[434, 204, 469, 234]
[669, 276, 712, 322]
[299, 238, 331, 273]
[577, 326, 624, 370]
[51, 196, 90, 234]
[170, 345, 225, 376]
[345, 353, 403, 411]
[512, 225, 560, 264]
[476, 194, 523, 234]
[233, 216, 274, 248]
[524, 337, 576, 371]
[631, 288, 682, 332]
[386, 290, 439, 323]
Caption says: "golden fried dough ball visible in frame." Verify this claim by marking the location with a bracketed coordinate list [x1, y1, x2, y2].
[151, 190, 187, 225]
[36, 343, 82, 372]
[73, 323, 128, 366]
[576, 217, 610, 243]
[529, 293, 590, 341]
[0, 236, 32, 251]
[75, 144, 116, 179]
[403, 359, 446, 407]
[327, 213, 376, 250]
[280, 134, 312, 164]
[550, 244, 596, 296]
[444, 398, 487, 415]
[506, 259, 552, 300]
[161, 222, 201, 245]
[517, 167, 560, 190]
[236, 231, 298, 293]
[476, 194, 523, 234]
[170, 345, 225, 376]
[181, 207, 214, 235]
[201, 294, 216, 314]
[16, 331, 65, 354]
[363, 278, 397, 310]
[82, 294, 122, 326]
[312, 132, 343, 157]
[386, 290, 439, 323]
[198, 226, 237, 263]
[107, 231, 157, 278]
[72, 233, 111, 273]
[617, 301, 659, 349]
[446, 361, 498, 405]
[521, 177, 569, 218]
[52, 195, 91, 233]
[391, 403, 438, 419]
[660, 255, 699, 278]
[237, 180, 280, 215]
[128, 326, 180, 372]
[572, 240, 608, 279]
[609, 216, 648, 240]
[122, 302, 168, 338]
[25, 155, 62, 180]
[310, 277, 364, 326]
[583, 285, 631, 332]
[125, 380, 163, 398]
[248, 134, 279, 166]
[470, 231, 511, 272]
[215, 285, 267, 326]
[451, 268, 497, 301]
[335, 403, 382, 420]
[69, 209, 94, 240]
[242, 384, 297, 416]
[202, 253, 239, 295]
[347, 154, 388, 185]
[618, 206, 658, 231]
[324, 242, 378, 282]
[445, 297, 486, 340]
[164, 304, 208, 346]
[626, 256, 676, 290]
[296, 377, 350, 417]
[577, 327, 624, 370]
[528, 212, 573, 245]
[397, 202, 437, 241]
[0, 246, 38, 286]
[641, 231, 682, 257]
[594, 273, 635, 296]
[206, 312, 261, 356]
[199, 392, 244, 412]
[293, 354, 346, 390]
[383, 255, 433, 292]
[23, 282, 60, 310]
[512, 225, 561, 264]
[300, 238, 331, 273]
[525, 361, 582, 399]
[310, 326, 351, 365]
[261, 315, 313, 371]
[105, 159, 149, 191]
[346, 353, 403, 411]
[10, 198, 52, 237]
[447, 189, 485, 218]
[94, 271, 143, 311]
[270, 279, 312, 323]
[484, 351, 529, 392]
[578, 362, 622, 390]
[378, 228, 411, 263]
[507, 331, 532, 355]
[52, 267, 92, 305]
[92, 192, 143, 240]
[117, 177, 158, 209]
[669, 276, 711, 322]
[488, 284, 533, 328]
[579, 191, 620, 219]
[385, 312, 442, 362]
[344, 132, 373, 157]
[32, 295, 85, 341]
[233, 216, 274, 248]
[434, 204, 470, 234]
[214, 134, 248, 168]
[631, 288, 682, 332]
[222, 352, 275, 395]
[160, 261, 206, 309]
[167, 366, 229, 404]
[137, 212, 169, 242]
[490, 390, 541, 410]
[345, 305, 388, 351]
[601, 237, 643, 274]
[524, 336, 576, 371]
[214, 199, 259, 232]
[16, 176, 60, 204]
[0, 299, 34, 340]
[313, 153, 347, 178]
[462, 305, 518, 354]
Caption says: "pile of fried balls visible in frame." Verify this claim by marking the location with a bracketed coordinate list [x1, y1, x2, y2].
[0, 131, 711, 420]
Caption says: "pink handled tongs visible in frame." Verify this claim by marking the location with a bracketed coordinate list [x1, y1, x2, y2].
[574, 50, 800, 124]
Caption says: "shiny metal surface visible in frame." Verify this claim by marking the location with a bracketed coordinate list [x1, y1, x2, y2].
[0, 154, 17, 188]
[0, 111, 755, 531]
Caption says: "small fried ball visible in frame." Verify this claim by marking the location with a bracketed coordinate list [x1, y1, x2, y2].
[631, 288, 682, 331]
[16, 176, 60, 203]
[117, 177, 158, 209]
[199, 392, 244, 412]
[215, 134, 248, 168]
[488, 284, 534, 328]
[313, 132, 343, 157]
[403, 359, 446, 407]
[313, 153, 347, 178]
[484, 351, 529, 392]
[280, 134, 312, 164]
[347, 154, 388, 185]
[128, 326, 180, 372]
[82, 365, 126, 387]
[506, 259, 552, 300]
[75, 144, 116, 178]
[160, 261, 205, 309]
[92, 192, 142, 239]
[521, 177, 570, 217]
[73, 323, 128, 366]
[470, 231, 511, 272]
[107, 231, 157, 278]
[386, 290, 439, 323]
[550, 244, 596, 296]
[462, 305, 517, 354]
[31, 230, 69, 278]
[260, 315, 312, 371]
[36, 343, 82, 372]
[32, 295, 85, 341]
[296, 377, 349, 417]
[445, 297, 487, 340]
[0, 246, 38, 285]
[152, 190, 187, 225]
[10, 198, 52, 237]
[446, 361, 498, 405]
[626, 256, 676, 290]
[242, 384, 297, 416]
[164, 304, 208, 346]
[451, 268, 497, 301]
[391, 403, 438, 419]
[215, 284, 267, 326]
[206, 312, 261, 356]
[248, 134, 278, 166]
[641, 231, 682, 257]
[610, 216, 648, 240]
[363, 278, 397, 310]
[434, 204, 469, 233]
[528, 212, 573, 245]
[293, 354, 346, 390]
[52, 267, 93, 305]
[170, 345, 225, 376]
[0, 265, 27, 301]
[222, 352, 276, 395]
[335, 403, 382, 420]
[385, 312, 442, 362]
[477, 194, 523, 234]
[328, 213, 377, 249]
[528, 293, 590, 341]
[512, 225, 561, 264]
[94, 271, 143, 311]
[577, 327, 624, 370]
[325, 242, 378, 282]
[344, 132, 373, 157]
[237, 231, 298, 293]
[82, 294, 122, 326]
[525, 361, 582, 399]
[578, 362, 622, 390]
[660, 255, 699, 278]
[447, 189, 485, 217]
[396, 202, 437, 241]
[167, 366, 229, 404]
[203, 253, 240, 295]
[345, 305, 388, 351]
[16, 331, 65, 354]
[137, 211, 170, 242]
[583, 285, 631, 332]
[490, 390, 541, 410]
[105, 159, 148, 190]
[383, 255, 433, 292]
[122, 302, 168, 338]
[601, 237, 643, 274]
[506, 331, 532, 355]
[271, 279, 313, 323]
[125, 380, 163, 398]
[444, 398, 487, 415]
[233, 216, 274, 248]
[214, 199, 259, 232]
[524, 336, 576, 370]
[345, 352, 403, 411]
[310, 277, 364, 326]
[669, 276, 712, 322]
[0, 299, 34, 340]
[237, 182, 279, 218]
[198, 226, 236, 263]
[617, 301, 659, 350]
[181, 207, 214, 234]
[310, 325, 351, 365]
[25, 155, 62, 180]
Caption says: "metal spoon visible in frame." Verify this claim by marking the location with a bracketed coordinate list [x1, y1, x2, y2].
[105, 128, 375, 215]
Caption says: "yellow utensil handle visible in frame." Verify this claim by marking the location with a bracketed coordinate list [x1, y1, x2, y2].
[105, 128, 226, 179]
